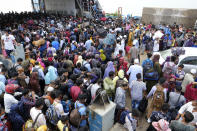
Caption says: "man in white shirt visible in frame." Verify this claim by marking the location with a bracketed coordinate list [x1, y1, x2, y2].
[30, 98, 46, 128]
[124, 109, 139, 131]
[4, 93, 18, 113]
[127, 59, 143, 86]
[1, 30, 17, 57]
[4, 84, 19, 113]
[153, 38, 159, 52]
[53, 90, 65, 117]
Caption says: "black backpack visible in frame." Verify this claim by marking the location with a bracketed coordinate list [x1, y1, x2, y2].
[138, 97, 148, 113]
[116, 77, 125, 88]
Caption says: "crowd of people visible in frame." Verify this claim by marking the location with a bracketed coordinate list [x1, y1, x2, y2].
[0, 11, 196, 131]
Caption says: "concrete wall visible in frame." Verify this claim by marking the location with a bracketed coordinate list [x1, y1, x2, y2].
[44, 0, 76, 16]
[141, 7, 197, 28]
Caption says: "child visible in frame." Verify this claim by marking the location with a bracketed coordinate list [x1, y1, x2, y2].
[120, 109, 140, 131]
[61, 95, 71, 115]
[57, 115, 70, 131]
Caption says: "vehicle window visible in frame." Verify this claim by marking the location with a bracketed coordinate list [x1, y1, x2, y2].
[180, 56, 197, 65]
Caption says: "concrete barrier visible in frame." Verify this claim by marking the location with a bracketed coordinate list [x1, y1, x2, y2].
[141, 7, 197, 28]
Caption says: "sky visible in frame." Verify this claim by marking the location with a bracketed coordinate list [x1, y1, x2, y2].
[98, 0, 197, 16]
[0, 0, 197, 16]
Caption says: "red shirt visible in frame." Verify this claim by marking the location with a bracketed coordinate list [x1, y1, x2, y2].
[70, 86, 81, 102]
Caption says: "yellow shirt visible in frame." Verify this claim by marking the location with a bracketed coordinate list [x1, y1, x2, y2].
[57, 121, 68, 131]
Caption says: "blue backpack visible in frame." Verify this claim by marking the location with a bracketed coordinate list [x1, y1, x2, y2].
[119, 110, 133, 125]
[8, 104, 25, 129]
[46, 104, 59, 125]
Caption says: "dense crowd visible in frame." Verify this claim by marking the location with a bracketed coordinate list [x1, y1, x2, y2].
[0, 11, 197, 131]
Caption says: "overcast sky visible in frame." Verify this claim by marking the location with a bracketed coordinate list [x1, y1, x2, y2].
[99, 0, 197, 16]
[0, 0, 197, 16]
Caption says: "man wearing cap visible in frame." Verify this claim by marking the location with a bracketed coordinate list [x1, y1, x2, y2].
[181, 69, 196, 93]
[127, 59, 143, 87]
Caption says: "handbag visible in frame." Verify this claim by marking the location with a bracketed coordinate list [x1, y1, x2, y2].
[23, 113, 42, 131]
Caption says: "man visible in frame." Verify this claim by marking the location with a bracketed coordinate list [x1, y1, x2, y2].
[181, 69, 196, 93]
[114, 82, 128, 110]
[53, 90, 65, 117]
[124, 109, 140, 131]
[51, 37, 60, 51]
[168, 86, 186, 109]
[170, 111, 195, 131]
[74, 94, 88, 128]
[175, 64, 185, 86]
[30, 98, 46, 128]
[84, 36, 92, 51]
[153, 38, 159, 52]
[64, 55, 74, 74]
[82, 56, 92, 72]
[4, 84, 19, 113]
[133, 37, 139, 49]
[130, 73, 146, 109]
[127, 59, 143, 86]
[14, 58, 23, 71]
[128, 42, 139, 64]
[142, 53, 153, 73]
[0, 67, 6, 84]
[32, 62, 45, 80]
[47, 43, 56, 56]
[1, 30, 17, 57]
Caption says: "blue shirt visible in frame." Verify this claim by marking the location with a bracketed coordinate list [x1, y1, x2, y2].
[61, 100, 71, 113]
[0, 74, 6, 84]
[85, 40, 92, 51]
[0, 82, 5, 95]
[83, 61, 91, 72]
[52, 41, 60, 50]
[75, 102, 87, 127]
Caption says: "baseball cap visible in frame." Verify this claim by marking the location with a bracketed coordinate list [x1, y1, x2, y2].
[47, 87, 54, 92]
[134, 59, 139, 64]
[190, 69, 196, 74]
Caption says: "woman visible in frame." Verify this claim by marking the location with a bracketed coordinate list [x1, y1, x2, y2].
[44, 62, 58, 85]
[103, 61, 115, 79]
[146, 54, 162, 93]
[29, 72, 41, 95]
[76, 55, 83, 65]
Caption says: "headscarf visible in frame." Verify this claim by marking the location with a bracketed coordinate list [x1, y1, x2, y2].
[99, 49, 106, 61]
[118, 70, 125, 79]
[45, 66, 58, 85]
[76, 56, 83, 65]
[152, 119, 171, 131]
[103, 61, 115, 79]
